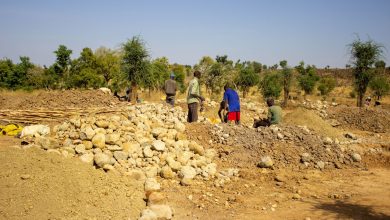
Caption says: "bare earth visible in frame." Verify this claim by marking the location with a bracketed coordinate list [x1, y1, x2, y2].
[0, 90, 389, 220]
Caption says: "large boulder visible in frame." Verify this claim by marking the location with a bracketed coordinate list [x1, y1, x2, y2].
[160, 166, 175, 179]
[95, 120, 109, 128]
[139, 209, 157, 220]
[149, 205, 173, 219]
[94, 153, 111, 168]
[174, 121, 185, 133]
[258, 156, 274, 168]
[188, 141, 204, 155]
[79, 153, 94, 165]
[105, 133, 120, 145]
[92, 133, 105, 149]
[113, 151, 128, 161]
[152, 140, 165, 151]
[35, 136, 60, 150]
[145, 178, 161, 192]
[151, 127, 167, 138]
[82, 140, 93, 150]
[180, 166, 197, 179]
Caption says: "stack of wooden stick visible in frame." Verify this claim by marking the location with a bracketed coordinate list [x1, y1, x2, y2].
[0, 107, 126, 125]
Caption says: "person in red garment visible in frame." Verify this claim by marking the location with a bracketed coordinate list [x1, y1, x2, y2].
[223, 84, 240, 125]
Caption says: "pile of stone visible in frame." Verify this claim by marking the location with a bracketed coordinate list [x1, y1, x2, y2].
[28, 104, 220, 186]
[209, 123, 363, 170]
[301, 100, 337, 118]
[241, 101, 266, 115]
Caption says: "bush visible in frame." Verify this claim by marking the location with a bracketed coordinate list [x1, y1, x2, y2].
[317, 77, 337, 96]
[235, 65, 260, 98]
[260, 72, 282, 99]
[295, 62, 319, 96]
[369, 75, 390, 100]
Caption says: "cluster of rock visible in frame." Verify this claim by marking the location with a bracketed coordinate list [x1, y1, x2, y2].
[210, 123, 363, 170]
[28, 104, 222, 186]
[302, 100, 337, 118]
[241, 101, 266, 115]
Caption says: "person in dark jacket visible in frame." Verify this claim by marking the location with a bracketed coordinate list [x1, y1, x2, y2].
[164, 72, 177, 106]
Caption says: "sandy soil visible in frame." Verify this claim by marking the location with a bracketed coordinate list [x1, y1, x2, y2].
[0, 138, 145, 220]
[0, 90, 389, 220]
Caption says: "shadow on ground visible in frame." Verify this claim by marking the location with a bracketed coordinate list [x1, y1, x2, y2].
[314, 200, 390, 220]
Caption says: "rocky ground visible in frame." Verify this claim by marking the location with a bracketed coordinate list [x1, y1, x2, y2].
[0, 90, 389, 219]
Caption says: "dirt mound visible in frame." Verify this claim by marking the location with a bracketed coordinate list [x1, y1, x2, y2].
[0, 90, 121, 110]
[284, 107, 344, 139]
[0, 146, 145, 220]
[327, 105, 390, 133]
[186, 123, 363, 171]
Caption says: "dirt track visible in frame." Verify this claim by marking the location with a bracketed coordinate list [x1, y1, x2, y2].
[0, 90, 389, 219]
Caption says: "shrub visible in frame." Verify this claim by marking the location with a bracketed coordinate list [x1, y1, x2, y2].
[317, 77, 337, 96]
[260, 72, 282, 99]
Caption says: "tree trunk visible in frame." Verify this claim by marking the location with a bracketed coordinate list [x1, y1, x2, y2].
[357, 92, 363, 107]
[131, 82, 137, 104]
[283, 89, 289, 107]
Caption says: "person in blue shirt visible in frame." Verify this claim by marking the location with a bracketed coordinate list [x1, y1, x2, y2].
[223, 84, 240, 125]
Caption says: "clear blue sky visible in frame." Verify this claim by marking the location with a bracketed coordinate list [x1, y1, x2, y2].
[1, 0, 389, 68]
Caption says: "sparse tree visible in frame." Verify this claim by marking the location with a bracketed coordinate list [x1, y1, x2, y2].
[68, 47, 103, 88]
[150, 57, 170, 90]
[201, 55, 234, 95]
[260, 71, 282, 99]
[53, 45, 72, 75]
[170, 63, 186, 93]
[252, 61, 263, 73]
[235, 64, 260, 98]
[121, 36, 150, 102]
[0, 58, 14, 88]
[279, 60, 293, 106]
[317, 77, 337, 97]
[369, 75, 390, 100]
[348, 37, 384, 107]
[296, 61, 319, 97]
[95, 47, 121, 85]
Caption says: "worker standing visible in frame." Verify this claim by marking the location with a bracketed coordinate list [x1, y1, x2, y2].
[187, 71, 205, 123]
[164, 72, 177, 106]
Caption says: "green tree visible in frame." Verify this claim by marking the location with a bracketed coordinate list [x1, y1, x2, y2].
[121, 36, 150, 102]
[252, 61, 263, 73]
[375, 60, 386, 69]
[375, 60, 386, 75]
[279, 60, 293, 106]
[170, 63, 186, 93]
[194, 56, 214, 76]
[235, 64, 260, 98]
[95, 47, 121, 85]
[53, 45, 72, 75]
[348, 37, 384, 107]
[260, 71, 282, 99]
[1, 56, 34, 89]
[369, 75, 390, 100]
[202, 55, 234, 95]
[317, 77, 337, 97]
[26, 66, 46, 89]
[150, 57, 170, 90]
[0, 58, 15, 88]
[68, 47, 103, 88]
[296, 61, 319, 97]
[194, 56, 215, 94]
